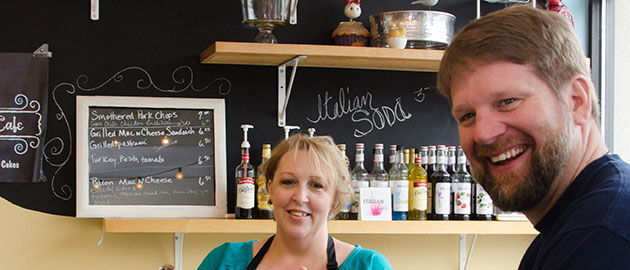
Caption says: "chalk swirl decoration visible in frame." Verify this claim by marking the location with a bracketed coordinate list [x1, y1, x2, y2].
[44, 65, 231, 200]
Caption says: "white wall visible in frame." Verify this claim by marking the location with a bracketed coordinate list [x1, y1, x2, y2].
[614, 1, 630, 159]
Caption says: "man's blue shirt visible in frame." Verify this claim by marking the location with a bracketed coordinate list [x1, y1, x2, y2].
[520, 154, 630, 269]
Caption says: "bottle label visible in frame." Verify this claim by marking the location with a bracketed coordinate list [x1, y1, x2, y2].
[411, 182, 427, 211]
[437, 156, 446, 164]
[453, 183, 472, 215]
[370, 180, 389, 188]
[449, 156, 456, 165]
[236, 177, 255, 209]
[374, 154, 383, 162]
[434, 182, 451, 214]
[476, 184, 494, 215]
[429, 156, 436, 164]
[427, 182, 432, 214]
[391, 180, 409, 211]
[356, 154, 364, 162]
[351, 181, 369, 214]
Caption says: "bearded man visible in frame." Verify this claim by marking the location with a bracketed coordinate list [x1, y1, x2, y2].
[437, 5, 630, 269]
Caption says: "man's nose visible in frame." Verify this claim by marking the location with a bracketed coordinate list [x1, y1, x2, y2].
[473, 110, 506, 145]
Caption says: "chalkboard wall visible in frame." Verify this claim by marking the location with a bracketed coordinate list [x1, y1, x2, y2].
[0, 0, 507, 216]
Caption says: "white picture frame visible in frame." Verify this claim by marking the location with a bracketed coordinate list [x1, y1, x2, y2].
[76, 95, 227, 218]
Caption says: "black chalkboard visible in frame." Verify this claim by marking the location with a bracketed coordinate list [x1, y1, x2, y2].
[76, 96, 226, 218]
[0, 0, 506, 216]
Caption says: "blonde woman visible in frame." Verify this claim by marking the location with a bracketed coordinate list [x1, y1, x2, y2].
[198, 134, 392, 270]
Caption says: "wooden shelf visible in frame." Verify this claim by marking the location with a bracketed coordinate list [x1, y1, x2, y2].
[200, 41, 444, 72]
[103, 219, 537, 235]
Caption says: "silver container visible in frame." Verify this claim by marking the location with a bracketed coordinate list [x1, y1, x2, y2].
[369, 10, 455, 49]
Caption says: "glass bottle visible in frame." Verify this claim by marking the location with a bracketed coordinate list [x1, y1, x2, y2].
[471, 160, 494, 220]
[430, 145, 451, 220]
[447, 146, 457, 176]
[236, 147, 255, 219]
[255, 144, 273, 219]
[388, 144, 397, 171]
[369, 144, 389, 188]
[351, 143, 369, 220]
[390, 149, 409, 220]
[408, 156, 428, 220]
[426, 145, 436, 216]
[408, 148, 416, 171]
[419, 146, 429, 171]
[336, 144, 351, 220]
[450, 146, 472, 220]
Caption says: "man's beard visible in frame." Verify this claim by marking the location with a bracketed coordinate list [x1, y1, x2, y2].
[471, 120, 574, 212]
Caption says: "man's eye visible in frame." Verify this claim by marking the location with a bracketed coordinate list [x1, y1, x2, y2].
[500, 98, 515, 106]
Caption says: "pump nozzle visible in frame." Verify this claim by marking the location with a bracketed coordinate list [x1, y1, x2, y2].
[240, 124, 254, 148]
[307, 128, 316, 137]
[283, 125, 300, 140]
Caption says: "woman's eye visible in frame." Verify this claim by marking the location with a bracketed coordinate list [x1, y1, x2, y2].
[311, 182, 324, 189]
[459, 112, 475, 123]
[280, 179, 296, 185]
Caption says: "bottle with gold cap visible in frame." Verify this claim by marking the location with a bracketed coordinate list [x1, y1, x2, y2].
[255, 144, 273, 219]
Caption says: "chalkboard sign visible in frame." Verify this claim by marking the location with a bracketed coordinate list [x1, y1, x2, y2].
[76, 96, 226, 218]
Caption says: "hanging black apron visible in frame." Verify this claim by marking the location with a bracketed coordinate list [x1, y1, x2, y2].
[247, 235, 338, 270]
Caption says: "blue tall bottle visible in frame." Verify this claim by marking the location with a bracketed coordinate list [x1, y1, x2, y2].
[389, 149, 409, 220]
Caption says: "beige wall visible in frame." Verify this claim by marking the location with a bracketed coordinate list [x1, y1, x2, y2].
[1, 197, 533, 270]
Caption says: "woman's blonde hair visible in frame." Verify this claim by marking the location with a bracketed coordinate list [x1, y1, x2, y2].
[437, 5, 599, 125]
[260, 134, 352, 219]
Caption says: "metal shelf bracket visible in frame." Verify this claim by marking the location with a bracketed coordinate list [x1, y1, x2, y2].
[175, 232, 184, 270]
[91, 0, 99, 20]
[459, 234, 467, 270]
[278, 55, 307, 127]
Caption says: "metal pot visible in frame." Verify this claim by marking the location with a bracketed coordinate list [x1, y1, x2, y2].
[369, 10, 455, 49]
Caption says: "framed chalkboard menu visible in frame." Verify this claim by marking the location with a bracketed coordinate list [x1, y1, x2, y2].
[76, 96, 226, 218]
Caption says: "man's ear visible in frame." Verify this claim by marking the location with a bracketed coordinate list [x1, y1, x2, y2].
[568, 74, 592, 126]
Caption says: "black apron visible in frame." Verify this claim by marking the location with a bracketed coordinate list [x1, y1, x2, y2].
[246, 235, 338, 270]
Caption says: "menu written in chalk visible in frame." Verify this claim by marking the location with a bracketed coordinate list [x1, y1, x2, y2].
[87, 106, 215, 206]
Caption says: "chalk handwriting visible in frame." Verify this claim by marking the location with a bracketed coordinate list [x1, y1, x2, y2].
[306, 87, 412, 137]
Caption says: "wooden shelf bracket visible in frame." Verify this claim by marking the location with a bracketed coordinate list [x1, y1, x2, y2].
[278, 55, 307, 127]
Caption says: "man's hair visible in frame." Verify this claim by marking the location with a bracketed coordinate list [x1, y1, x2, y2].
[437, 5, 599, 124]
[260, 134, 352, 219]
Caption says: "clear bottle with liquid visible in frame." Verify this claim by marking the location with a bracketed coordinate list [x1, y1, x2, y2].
[369, 144, 389, 188]
[351, 143, 370, 220]
[388, 144, 397, 171]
